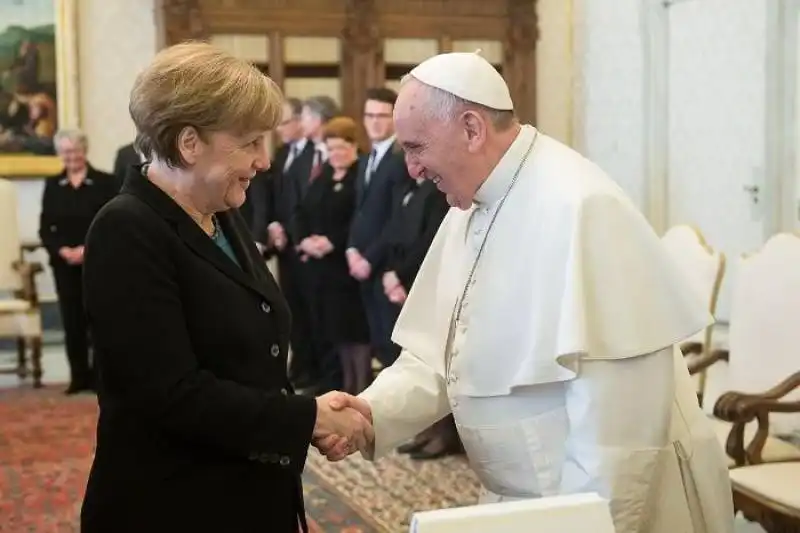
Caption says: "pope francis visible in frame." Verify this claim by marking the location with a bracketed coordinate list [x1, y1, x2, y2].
[323, 52, 735, 533]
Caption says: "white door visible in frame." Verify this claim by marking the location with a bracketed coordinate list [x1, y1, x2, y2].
[666, 0, 772, 322]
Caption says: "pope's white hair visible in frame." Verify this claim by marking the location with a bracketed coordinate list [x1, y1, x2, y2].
[400, 73, 515, 130]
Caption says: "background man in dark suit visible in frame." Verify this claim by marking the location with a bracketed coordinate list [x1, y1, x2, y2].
[269, 95, 339, 392]
[112, 142, 142, 189]
[346, 88, 407, 369]
[241, 98, 304, 250]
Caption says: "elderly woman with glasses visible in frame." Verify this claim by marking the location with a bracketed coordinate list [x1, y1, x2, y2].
[39, 128, 117, 394]
[79, 42, 372, 533]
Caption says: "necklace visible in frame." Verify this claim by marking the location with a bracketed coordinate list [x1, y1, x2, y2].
[453, 130, 539, 325]
[209, 215, 220, 239]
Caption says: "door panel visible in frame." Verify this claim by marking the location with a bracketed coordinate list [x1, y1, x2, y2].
[666, 0, 769, 321]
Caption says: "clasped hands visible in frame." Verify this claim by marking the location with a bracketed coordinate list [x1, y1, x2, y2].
[312, 391, 373, 462]
[58, 245, 84, 265]
[298, 235, 334, 259]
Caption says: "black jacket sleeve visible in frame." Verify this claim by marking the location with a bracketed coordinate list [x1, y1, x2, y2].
[394, 191, 449, 290]
[38, 177, 63, 257]
[83, 204, 317, 467]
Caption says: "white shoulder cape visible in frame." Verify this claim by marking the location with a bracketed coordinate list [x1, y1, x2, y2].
[391, 131, 713, 396]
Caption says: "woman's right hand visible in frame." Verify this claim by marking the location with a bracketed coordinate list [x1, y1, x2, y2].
[313, 392, 373, 452]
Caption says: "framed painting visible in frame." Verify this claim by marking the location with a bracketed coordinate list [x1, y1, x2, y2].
[0, 0, 79, 178]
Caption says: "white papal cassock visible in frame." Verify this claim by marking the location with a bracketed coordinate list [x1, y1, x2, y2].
[359, 125, 735, 533]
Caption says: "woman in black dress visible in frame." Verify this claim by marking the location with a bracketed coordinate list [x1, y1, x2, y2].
[39, 128, 118, 394]
[293, 117, 372, 394]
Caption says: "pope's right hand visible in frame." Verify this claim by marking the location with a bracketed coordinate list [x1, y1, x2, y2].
[314, 392, 373, 461]
[313, 391, 373, 458]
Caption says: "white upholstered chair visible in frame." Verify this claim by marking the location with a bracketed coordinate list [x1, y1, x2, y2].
[661, 225, 725, 400]
[692, 233, 800, 468]
[0, 178, 44, 387]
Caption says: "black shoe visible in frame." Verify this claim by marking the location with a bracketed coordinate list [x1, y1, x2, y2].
[409, 439, 462, 461]
[397, 438, 429, 454]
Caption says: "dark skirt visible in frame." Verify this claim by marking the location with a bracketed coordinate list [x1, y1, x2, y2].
[304, 260, 370, 345]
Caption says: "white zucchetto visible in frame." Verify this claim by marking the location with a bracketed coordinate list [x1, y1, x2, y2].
[408, 51, 514, 111]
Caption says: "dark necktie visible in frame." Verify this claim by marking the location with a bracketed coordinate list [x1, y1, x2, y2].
[284, 143, 298, 172]
[364, 149, 378, 187]
[309, 148, 323, 182]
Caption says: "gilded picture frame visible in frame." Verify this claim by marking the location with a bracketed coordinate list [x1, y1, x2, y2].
[0, 0, 80, 179]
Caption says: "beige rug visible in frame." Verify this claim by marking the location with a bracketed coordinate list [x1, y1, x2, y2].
[305, 449, 480, 532]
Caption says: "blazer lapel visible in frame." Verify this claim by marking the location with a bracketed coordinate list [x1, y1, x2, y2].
[362, 142, 396, 200]
[122, 167, 280, 305]
[356, 155, 369, 205]
[176, 214, 279, 305]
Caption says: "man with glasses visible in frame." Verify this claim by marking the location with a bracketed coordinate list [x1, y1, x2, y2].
[346, 88, 406, 375]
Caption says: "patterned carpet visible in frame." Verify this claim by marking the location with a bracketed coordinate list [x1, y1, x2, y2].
[0, 386, 478, 533]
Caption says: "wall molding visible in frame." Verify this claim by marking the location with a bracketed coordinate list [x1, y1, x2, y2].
[777, 0, 799, 231]
[641, 0, 669, 233]
[765, 0, 790, 234]
[570, 0, 586, 152]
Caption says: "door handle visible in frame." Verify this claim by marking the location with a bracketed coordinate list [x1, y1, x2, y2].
[743, 184, 760, 204]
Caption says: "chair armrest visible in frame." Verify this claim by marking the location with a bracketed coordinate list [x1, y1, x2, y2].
[681, 341, 704, 356]
[687, 348, 728, 375]
[713, 371, 800, 465]
[11, 260, 43, 307]
[20, 240, 42, 254]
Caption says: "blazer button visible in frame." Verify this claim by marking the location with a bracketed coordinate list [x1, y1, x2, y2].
[279, 456, 291, 466]
[261, 301, 271, 313]
[270, 344, 280, 357]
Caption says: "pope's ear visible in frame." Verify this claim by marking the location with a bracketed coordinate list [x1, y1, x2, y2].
[461, 110, 488, 151]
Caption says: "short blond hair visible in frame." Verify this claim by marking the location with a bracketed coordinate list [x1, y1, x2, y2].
[129, 41, 283, 167]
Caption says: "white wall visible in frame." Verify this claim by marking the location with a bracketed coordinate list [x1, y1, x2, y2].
[13, 0, 159, 300]
[572, 0, 649, 210]
[535, 0, 575, 146]
[77, 0, 160, 169]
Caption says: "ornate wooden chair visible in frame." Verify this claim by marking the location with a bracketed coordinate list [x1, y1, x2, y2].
[688, 233, 800, 467]
[661, 225, 725, 402]
[714, 371, 800, 532]
[0, 178, 44, 387]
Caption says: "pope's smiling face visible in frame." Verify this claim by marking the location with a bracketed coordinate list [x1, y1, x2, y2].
[394, 79, 481, 210]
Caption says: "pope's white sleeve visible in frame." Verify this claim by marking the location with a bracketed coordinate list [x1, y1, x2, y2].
[358, 350, 452, 460]
[559, 347, 674, 533]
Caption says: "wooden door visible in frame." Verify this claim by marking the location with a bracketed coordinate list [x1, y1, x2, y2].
[162, 0, 538, 123]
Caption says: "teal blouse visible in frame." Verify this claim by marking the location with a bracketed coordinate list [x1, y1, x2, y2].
[211, 224, 241, 268]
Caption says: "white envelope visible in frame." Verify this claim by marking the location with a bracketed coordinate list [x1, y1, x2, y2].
[409, 493, 616, 533]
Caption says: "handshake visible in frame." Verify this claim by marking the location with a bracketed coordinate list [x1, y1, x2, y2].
[312, 391, 374, 461]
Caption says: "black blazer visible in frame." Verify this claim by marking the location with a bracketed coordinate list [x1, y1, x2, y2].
[347, 143, 408, 266]
[378, 179, 449, 289]
[239, 169, 273, 245]
[267, 141, 316, 246]
[291, 162, 359, 286]
[112, 143, 139, 189]
[80, 167, 318, 533]
[38, 165, 118, 268]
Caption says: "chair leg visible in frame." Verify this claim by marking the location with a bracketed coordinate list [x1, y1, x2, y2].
[16, 337, 28, 379]
[29, 336, 43, 388]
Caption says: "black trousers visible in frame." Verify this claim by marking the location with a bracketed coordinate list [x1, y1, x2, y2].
[362, 278, 401, 367]
[279, 251, 320, 385]
[53, 263, 91, 386]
